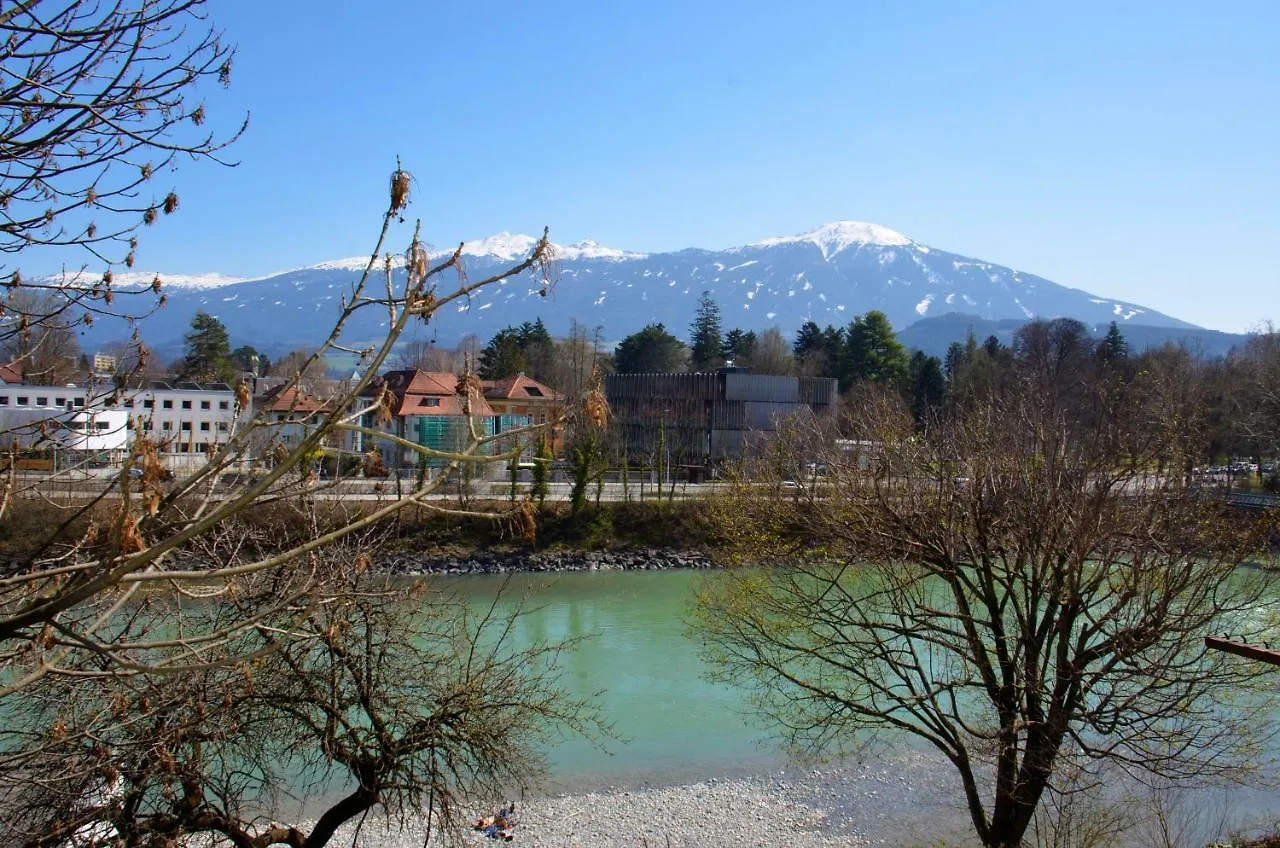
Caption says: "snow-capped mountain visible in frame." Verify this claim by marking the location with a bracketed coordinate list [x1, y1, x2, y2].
[78, 222, 1195, 356]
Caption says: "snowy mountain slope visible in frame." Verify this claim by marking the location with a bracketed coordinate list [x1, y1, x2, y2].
[78, 222, 1196, 355]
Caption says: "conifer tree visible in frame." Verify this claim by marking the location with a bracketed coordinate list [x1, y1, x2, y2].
[689, 292, 725, 372]
[1097, 320, 1130, 368]
[840, 310, 909, 391]
[478, 328, 526, 379]
[615, 324, 686, 373]
[181, 311, 235, 383]
[722, 328, 757, 367]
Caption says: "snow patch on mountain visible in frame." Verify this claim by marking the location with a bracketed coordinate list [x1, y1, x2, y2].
[111, 270, 256, 290]
[446, 233, 646, 262]
[751, 220, 912, 260]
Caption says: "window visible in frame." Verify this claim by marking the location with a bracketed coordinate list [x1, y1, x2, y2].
[218, 401, 229, 410]
[0, 397, 7, 406]
[200, 421, 210, 431]
[73, 397, 84, 407]
[217, 421, 228, 431]
[36, 396, 47, 406]
[17, 396, 28, 405]
[419, 397, 440, 408]
[200, 400, 210, 410]
[178, 443, 189, 453]
[197, 443, 209, 453]
[162, 400, 173, 409]
[525, 386, 544, 397]
[143, 399, 154, 409]
[95, 421, 109, 430]
[180, 422, 191, 431]
[123, 399, 134, 408]
[143, 421, 153, 431]
[162, 421, 173, 431]
[181, 400, 192, 410]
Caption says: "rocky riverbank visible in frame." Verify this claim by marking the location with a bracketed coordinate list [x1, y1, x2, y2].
[377, 547, 716, 576]
[300, 753, 973, 848]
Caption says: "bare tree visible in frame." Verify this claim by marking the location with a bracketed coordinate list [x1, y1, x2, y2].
[0, 288, 80, 382]
[0, 0, 245, 351]
[0, 164, 604, 845]
[749, 327, 795, 375]
[268, 346, 326, 385]
[1228, 329, 1280, 473]
[695, 375, 1278, 848]
[3, 543, 599, 847]
[395, 334, 460, 374]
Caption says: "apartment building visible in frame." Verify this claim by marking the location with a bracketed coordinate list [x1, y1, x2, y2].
[0, 379, 247, 466]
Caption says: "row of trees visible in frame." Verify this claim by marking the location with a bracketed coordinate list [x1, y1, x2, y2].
[465, 295, 1280, 478]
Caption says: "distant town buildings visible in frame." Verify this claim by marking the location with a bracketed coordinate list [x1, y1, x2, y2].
[0, 358, 828, 478]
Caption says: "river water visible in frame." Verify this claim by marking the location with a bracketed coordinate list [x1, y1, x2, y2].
[429, 567, 1280, 842]
[437, 569, 783, 791]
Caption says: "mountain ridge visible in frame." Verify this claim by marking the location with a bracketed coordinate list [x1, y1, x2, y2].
[72, 221, 1199, 356]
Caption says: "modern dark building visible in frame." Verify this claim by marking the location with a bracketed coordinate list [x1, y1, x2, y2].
[605, 370, 838, 471]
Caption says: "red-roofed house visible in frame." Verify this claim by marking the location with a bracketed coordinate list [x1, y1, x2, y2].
[255, 383, 332, 449]
[482, 373, 564, 452]
[361, 370, 498, 470]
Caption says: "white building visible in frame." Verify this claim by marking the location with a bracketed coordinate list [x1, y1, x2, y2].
[0, 406, 130, 463]
[0, 380, 249, 468]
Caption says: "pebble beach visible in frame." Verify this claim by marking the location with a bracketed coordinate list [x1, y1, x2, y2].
[309, 752, 973, 848]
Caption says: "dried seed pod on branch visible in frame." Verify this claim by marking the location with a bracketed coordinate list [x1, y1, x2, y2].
[0, 0, 247, 343]
[0, 160, 589, 846]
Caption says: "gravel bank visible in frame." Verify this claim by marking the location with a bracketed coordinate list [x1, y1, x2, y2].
[306, 754, 972, 848]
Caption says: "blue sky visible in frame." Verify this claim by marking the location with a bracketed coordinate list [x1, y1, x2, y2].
[30, 1, 1280, 332]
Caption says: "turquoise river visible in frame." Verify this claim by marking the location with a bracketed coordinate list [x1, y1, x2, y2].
[437, 568, 780, 792]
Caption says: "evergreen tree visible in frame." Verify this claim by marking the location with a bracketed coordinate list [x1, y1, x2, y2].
[231, 344, 268, 376]
[840, 311, 909, 391]
[793, 321, 824, 359]
[531, 433, 551, 507]
[478, 328, 526, 380]
[944, 341, 966, 383]
[614, 323, 686, 373]
[181, 311, 235, 383]
[689, 292, 724, 371]
[1096, 320, 1130, 368]
[478, 321, 557, 382]
[793, 321, 843, 378]
[515, 319, 556, 382]
[983, 335, 1005, 360]
[722, 328, 757, 367]
[908, 350, 947, 424]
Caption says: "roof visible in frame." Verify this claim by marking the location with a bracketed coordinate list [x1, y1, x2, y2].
[481, 374, 563, 402]
[376, 369, 495, 418]
[0, 362, 22, 384]
[258, 384, 329, 414]
[394, 393, 494, 418]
